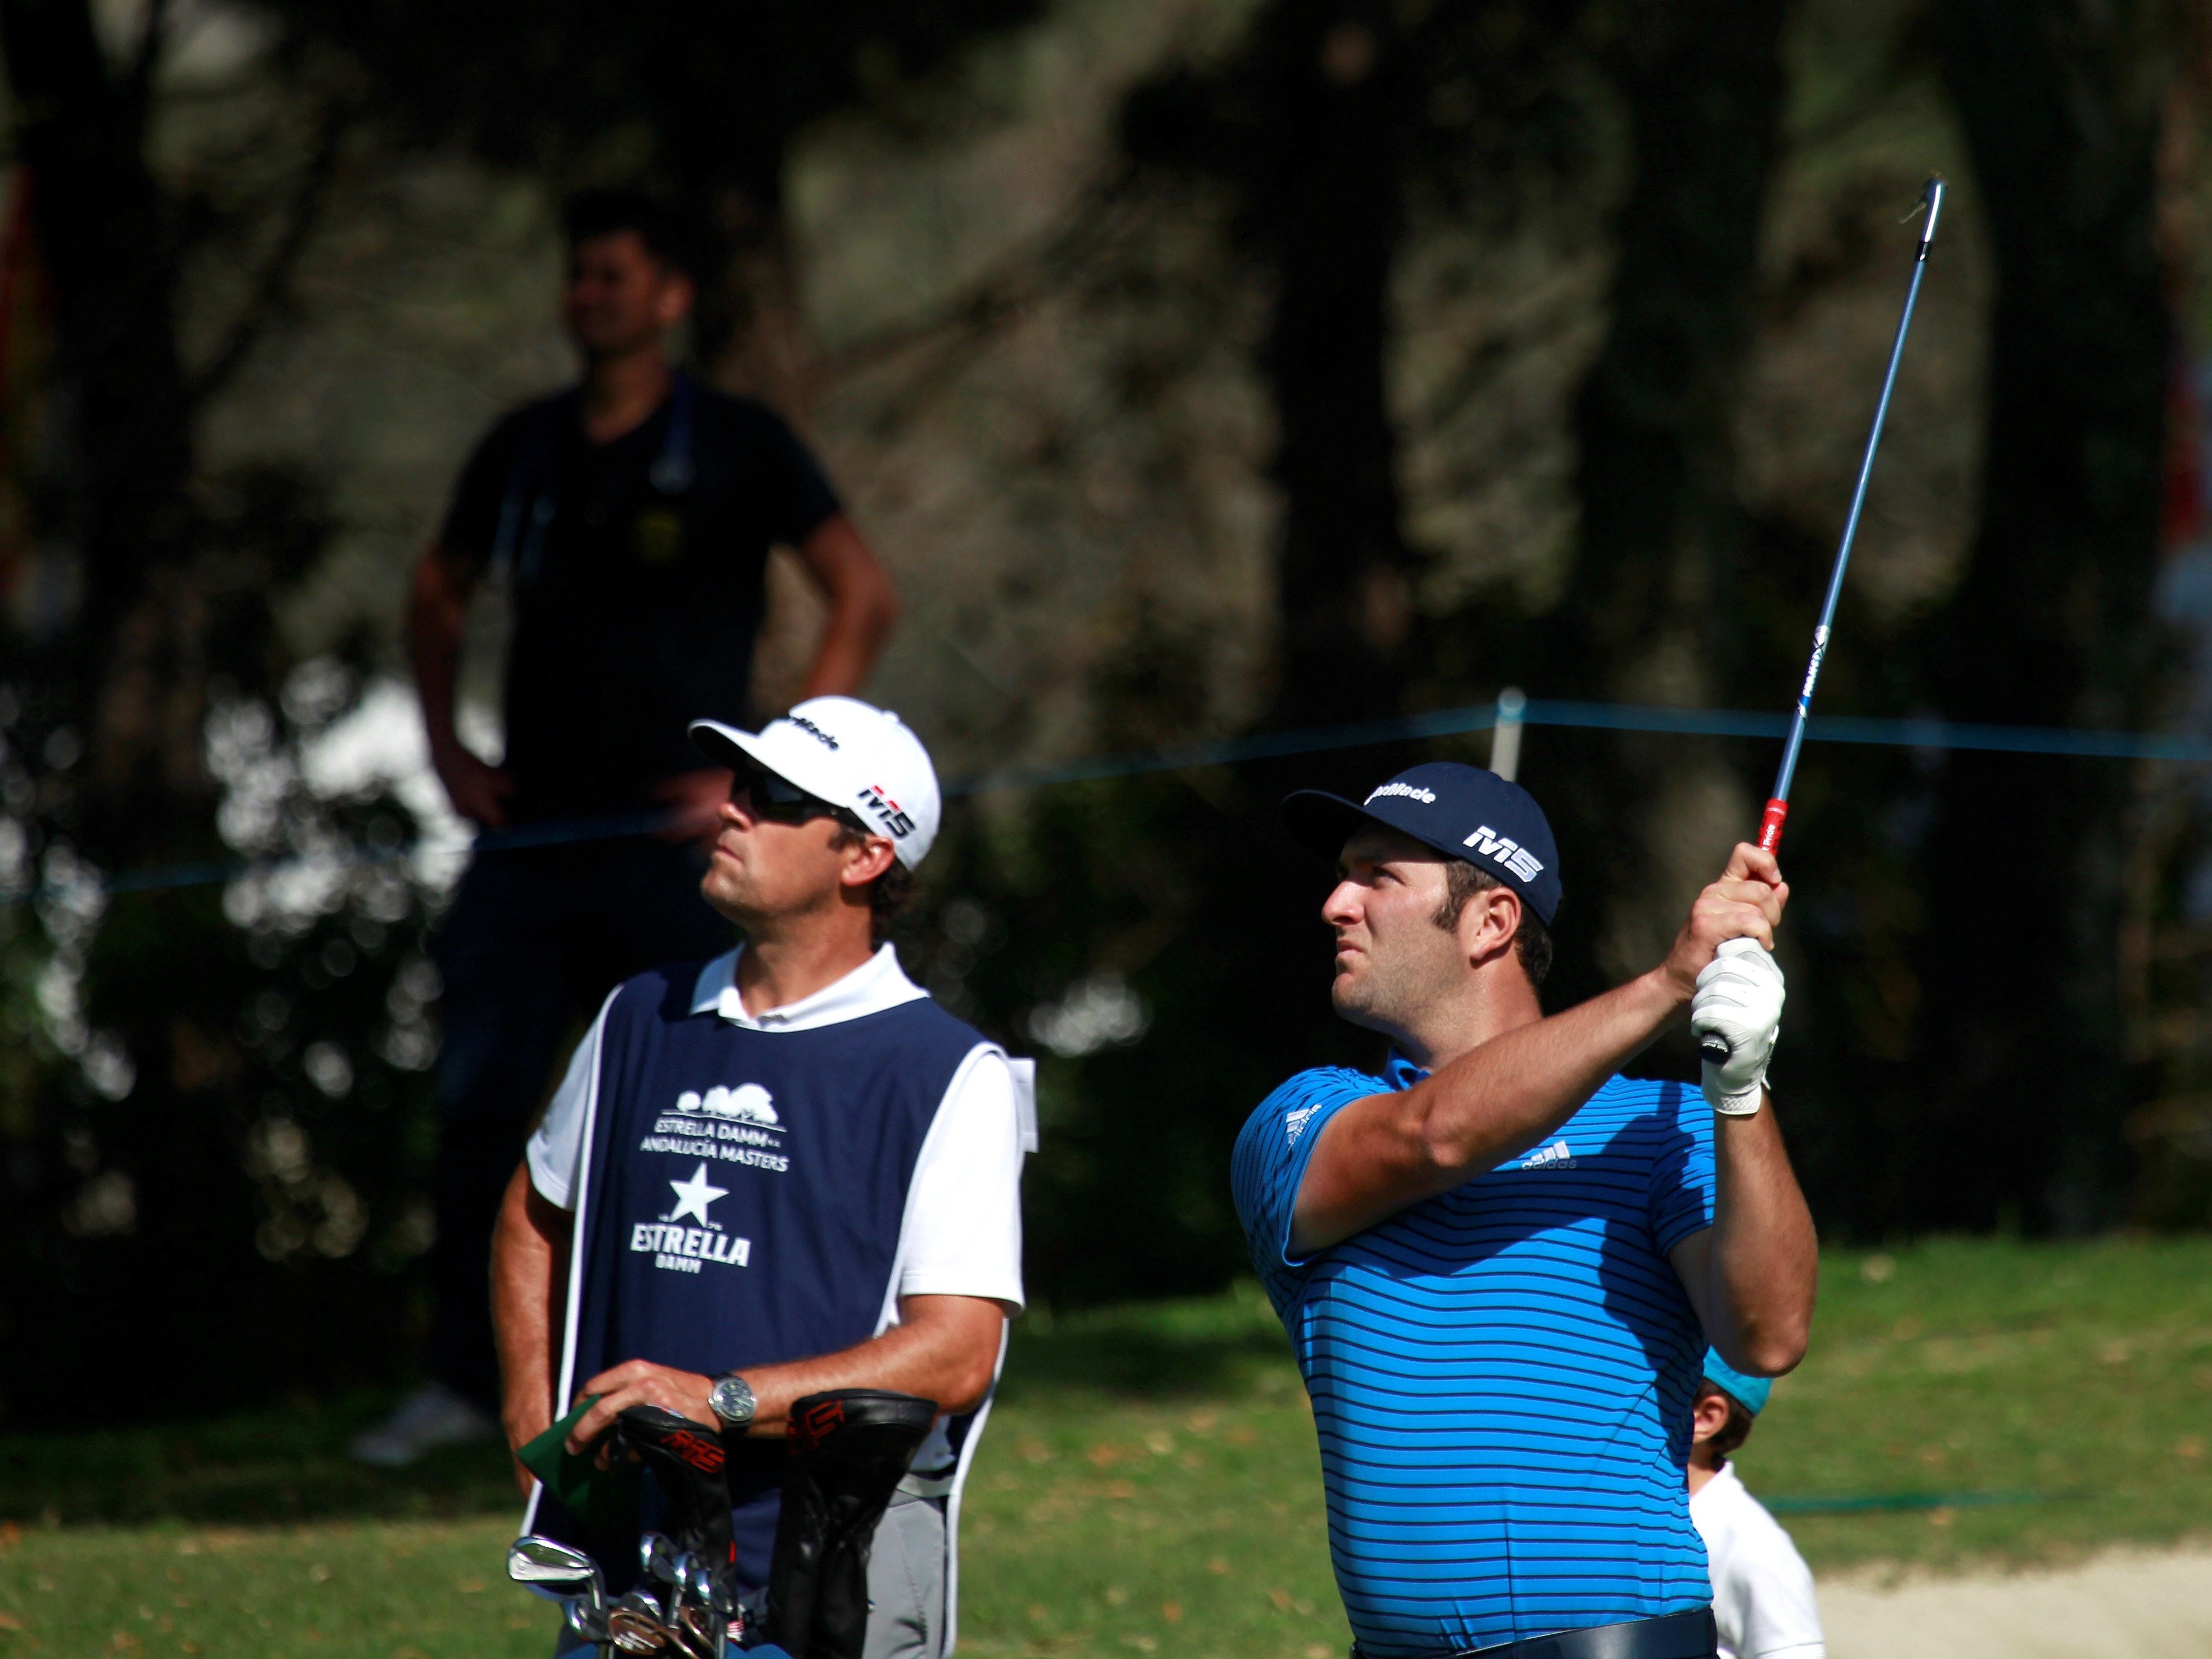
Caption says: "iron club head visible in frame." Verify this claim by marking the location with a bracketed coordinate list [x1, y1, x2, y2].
[683, 1557, 715, 1606]
[639, 1531, 680, 1586]
[506, 1535, 607, 1614]
[565, 1596, 612, 1647]
[607, 1590, 673, 1655]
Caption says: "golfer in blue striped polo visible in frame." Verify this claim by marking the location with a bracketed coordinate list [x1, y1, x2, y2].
[1233, 763, 1818, 1659]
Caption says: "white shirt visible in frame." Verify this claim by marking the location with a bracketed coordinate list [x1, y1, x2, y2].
[1691, 1463, 1826, 1659]
[528, 943, 1028, 1313]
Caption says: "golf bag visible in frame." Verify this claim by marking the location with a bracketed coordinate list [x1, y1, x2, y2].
[760, 1390, 938, 1659]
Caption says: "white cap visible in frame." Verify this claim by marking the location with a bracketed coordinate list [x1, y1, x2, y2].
[688, 696, 942, 870]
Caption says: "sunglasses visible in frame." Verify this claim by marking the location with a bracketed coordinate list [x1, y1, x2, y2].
[730, 765, 866, 833]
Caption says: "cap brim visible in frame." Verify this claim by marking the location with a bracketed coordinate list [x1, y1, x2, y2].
[1280, 790, 1381, 865]
[688, 719, 755, 773]
[687, 718, 850, 808]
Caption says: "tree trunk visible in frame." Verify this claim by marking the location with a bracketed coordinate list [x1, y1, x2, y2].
[694, 175, 813, 415]
[1914, 0, 2170, 1230]
[1, 0, 206, 865]
[1253, 0, 1415, 727]
[676, 158, 827, 717]
[1549, 0, 1788, 985]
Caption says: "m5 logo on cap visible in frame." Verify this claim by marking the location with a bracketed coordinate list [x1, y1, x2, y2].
[857, 784, 915, 838]
[1465, 825, 1545, 883]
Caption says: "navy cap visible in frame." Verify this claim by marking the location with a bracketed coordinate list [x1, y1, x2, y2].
[1281, 761, 1563, 925]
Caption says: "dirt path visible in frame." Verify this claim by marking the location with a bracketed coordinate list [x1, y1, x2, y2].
[1822, 1546, 2212, 1659]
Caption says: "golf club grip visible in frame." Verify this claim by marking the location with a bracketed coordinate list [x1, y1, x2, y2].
[1757, 798, 1789, 854]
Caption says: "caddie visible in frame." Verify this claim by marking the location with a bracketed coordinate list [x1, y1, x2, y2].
[491, 697, 1028, 1659]
[1233, 762, 1818, 1659]
[1688, 1350, 1825, 1659]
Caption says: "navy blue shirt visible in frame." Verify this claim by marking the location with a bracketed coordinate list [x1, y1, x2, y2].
[1232, 1056, 1716, 1654]
[440, 381, 841, 822]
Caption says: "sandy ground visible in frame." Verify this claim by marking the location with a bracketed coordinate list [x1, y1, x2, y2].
[1822, 1546, 2212, 1659]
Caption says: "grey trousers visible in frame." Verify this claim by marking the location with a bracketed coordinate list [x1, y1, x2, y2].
[862, 1492, 948, 1659]
[548, 1493, 947, 1659]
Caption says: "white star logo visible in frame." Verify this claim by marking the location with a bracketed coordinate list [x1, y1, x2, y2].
[666, 1162, 728, 1225]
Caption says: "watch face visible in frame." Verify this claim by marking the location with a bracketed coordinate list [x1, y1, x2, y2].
[711, 1376, 756, 1425]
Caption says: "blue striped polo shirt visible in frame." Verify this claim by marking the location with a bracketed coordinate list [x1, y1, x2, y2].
[1232, 1055, 1715, 1655]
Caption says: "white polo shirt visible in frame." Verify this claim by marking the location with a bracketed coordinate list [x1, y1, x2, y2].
[528, 943, 1028, 1313]
[1690, 1463, 1825, 1659]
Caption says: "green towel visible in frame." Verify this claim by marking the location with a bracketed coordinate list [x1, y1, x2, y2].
[518, 1395, 642, 1547]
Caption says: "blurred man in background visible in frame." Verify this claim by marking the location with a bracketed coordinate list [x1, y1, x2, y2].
[1689, 1350, 1825, 1659]
[354, 188, 900, 1465]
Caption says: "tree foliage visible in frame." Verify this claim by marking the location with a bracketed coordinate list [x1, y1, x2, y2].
[0, 0, 2202, 1424]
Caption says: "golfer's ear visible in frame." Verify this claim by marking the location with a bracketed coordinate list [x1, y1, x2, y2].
[840, 836, 898, 887]
[1689, 1390, 1732, 1446]
[1464, 882, 1519, 961]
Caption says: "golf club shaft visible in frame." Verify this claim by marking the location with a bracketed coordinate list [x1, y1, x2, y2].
[1757, 175, 1945, 855]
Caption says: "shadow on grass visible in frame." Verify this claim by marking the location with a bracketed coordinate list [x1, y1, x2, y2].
[0, 1285, 1296, 1528]
[0, 1390, 523, 1528]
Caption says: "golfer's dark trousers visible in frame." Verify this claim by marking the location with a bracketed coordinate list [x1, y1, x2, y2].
[427, 837, 733, 1413]
[1352, 1607, 1718, 1659]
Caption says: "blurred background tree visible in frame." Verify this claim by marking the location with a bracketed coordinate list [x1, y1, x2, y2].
[3, 0, 2212, 1420]
[1911, 0, 2173, 1230]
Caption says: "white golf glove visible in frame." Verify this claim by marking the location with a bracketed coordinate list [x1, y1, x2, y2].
[1691, 938, 1784, 1116]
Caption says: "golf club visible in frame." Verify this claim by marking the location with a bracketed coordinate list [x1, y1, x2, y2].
[608, 1589, 675, 1655]
[1756, 174, 1945, 856]
[566, 1596, 614, 1648]
[683, 1557, 715, 1605]
[640, 1531, 679, 1582]
[667, 1548, 697, 1630]
[639, 1531, 682, 1624]
[674, 1600, 724, 1659]
[506, 1534, 607, 1615]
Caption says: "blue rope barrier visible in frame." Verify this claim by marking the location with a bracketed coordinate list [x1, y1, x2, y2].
[16, 697, 2212, 905]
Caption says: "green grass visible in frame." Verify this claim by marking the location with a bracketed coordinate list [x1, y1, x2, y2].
[1724, 1237, 2212, 1575]
[3, 1240, 2212, 1656]
[0, 1517, 542, 1657]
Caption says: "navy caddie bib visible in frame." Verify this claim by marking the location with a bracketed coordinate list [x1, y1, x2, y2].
[543, 959, 992, 1589]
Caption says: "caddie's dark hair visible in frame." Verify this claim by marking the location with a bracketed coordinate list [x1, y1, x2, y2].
[1433, 860, 1553, 988]
[827, 822, 916, 947]
[561, 188, 696, 278]
[1696, 1380, 1756, 1459]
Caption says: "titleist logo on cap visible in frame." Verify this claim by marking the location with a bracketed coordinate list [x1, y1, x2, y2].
[788, 715, 840, 750]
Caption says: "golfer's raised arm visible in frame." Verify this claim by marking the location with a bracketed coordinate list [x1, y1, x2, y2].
[1291, 842, 1787, 1256]
[1671, 1106, 1817, 1378]
[1672, 932, 1818, 1377]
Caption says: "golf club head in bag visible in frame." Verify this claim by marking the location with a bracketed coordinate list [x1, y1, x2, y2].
[762, 1390, 939, 1659]
[607, 1589, 676, 1655]
[508, 1534, 607, 1612]
[614, 1406, 737, 1594]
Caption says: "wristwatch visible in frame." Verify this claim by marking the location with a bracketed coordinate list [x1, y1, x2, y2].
[708, 1372, 757, 1429]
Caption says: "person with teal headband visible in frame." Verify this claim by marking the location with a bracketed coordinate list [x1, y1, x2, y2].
[1701, 1349, 1774, 1416]
[1688, 1348, 1824, 1659]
